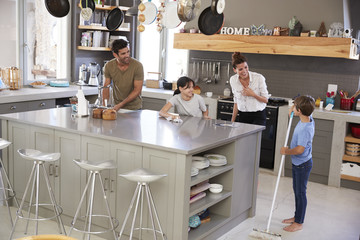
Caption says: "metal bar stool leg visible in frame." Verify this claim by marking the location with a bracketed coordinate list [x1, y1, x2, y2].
[118, 183, 140, 239]
[147, 184, 166, 239]
[41, 164, 66, 235]
[0, 157, 20, 227]
[145, 184, 157, 240]
[130, 183, 142, 240]
[98, 173, 117, 240]
[24, 162, 37, 235]
[68, 172, 93, 237]
[9, 162, 37, 240]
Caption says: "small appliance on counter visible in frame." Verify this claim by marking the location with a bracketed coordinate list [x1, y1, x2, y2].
[353, 95, 360, 111]
[88, 62, 101, 86]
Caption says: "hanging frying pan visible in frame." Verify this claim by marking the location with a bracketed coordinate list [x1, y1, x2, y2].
[198, 7, 224, 35]
[211, 0, 225, 14]
[162, 1, 182, 29]
[139, 1, 157, 25]
[177, 0, 201, 22]
[44, 0, 70, 18]
[106, 0, 124, 31]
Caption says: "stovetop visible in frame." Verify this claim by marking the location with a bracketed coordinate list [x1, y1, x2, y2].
[218, 97, 288, 107]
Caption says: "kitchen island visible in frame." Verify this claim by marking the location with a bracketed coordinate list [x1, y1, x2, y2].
[0, 108, 264, 240]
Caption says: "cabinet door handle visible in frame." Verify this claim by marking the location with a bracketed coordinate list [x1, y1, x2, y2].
[49, 164, 54, 176]
[40, 102, 46, 107]
[104, 178, 109, 191]
[55, 165, 59, 177]
[10, 105, 16, 110]
[110, 179, 115, 193]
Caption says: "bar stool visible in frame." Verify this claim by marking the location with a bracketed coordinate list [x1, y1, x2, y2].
[118, 168, 167, 240]
[68, 159, 119, 240]
[0, 139, 20, 227]
[9, 149, 66, 239]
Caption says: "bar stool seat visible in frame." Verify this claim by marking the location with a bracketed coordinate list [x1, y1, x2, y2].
[118, 168, 167, 240]
[0, 139, 20, 227]
[9, 149, 65, 239]
[68, 159, 118, 240]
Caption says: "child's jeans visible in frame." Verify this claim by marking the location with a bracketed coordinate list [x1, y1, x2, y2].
[292, 158, 312, 224]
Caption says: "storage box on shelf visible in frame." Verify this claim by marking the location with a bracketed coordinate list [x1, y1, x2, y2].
[77, 3, 130, 51]
[189, 151, 233, 240]
[341, 134, 360, 183]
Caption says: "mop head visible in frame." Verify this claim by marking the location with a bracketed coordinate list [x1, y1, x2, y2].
[248, 228, 282, 240]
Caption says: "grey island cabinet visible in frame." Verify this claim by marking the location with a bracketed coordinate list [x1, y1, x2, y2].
[0, 108, 264, 240]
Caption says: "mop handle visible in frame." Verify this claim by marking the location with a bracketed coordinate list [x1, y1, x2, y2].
[266, 111, 294, 232]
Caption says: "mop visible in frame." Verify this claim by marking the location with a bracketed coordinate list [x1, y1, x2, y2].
[249, 112, 294, 240]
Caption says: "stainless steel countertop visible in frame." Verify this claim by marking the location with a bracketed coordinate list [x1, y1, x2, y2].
[0, 108, 264, 154]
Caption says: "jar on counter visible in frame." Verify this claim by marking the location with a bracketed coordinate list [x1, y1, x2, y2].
[69, 96, 78, 112]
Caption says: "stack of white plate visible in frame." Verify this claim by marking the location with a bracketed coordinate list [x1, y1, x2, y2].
[205, 154, 227, 167]
[191, 167, 199, 177]
[191, 156, 210, 170]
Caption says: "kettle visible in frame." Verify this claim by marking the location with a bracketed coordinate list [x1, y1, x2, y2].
[354, 95, 360, 111]
[88, 62, 101, 86]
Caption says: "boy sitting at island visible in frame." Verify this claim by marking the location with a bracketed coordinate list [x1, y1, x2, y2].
[280, 95, 315, 232]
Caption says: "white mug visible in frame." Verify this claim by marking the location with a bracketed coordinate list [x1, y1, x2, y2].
[205, 92, 213, 97]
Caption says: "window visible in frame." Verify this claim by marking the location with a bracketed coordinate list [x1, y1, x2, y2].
[19, 0, 71, 83]
[138, 0, 188, 82]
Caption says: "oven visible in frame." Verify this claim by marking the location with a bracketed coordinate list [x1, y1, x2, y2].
[217, 97, 286, 169]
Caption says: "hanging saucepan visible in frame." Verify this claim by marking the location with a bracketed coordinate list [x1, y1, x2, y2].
[211, 0, 226, 15]
[162, 0, 182, 29]
[177, 0, 201, 22]
[139, 0, 157, 25]
[106, 0, 124, 31]
[198, 7, 224, 35]
[44, 0, 70, 18]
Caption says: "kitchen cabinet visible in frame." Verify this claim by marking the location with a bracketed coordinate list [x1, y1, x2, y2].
[0, 99, 55, 114]
[142, 97, 167, 111]
[285, 118, 334, 185]
[341, 133, 360, 190]
[55, 131, 81, 217]
[76, 3, 130, 52]
[173, 33, 359, 60]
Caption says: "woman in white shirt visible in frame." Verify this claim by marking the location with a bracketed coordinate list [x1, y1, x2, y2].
[230, 52, 270, 126]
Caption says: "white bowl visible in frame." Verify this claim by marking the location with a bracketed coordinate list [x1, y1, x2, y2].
[209, 183, 223, 193]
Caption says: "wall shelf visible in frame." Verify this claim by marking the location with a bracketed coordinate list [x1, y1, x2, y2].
[77, 46, 111, 51]
[78, 3, 129, 11]
[78, 25, 130, 32]
[341, 174, 360, 182]
[173, 33, 359, 60]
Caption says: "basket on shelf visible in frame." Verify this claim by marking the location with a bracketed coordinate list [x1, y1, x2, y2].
[0, 67, 22, 90]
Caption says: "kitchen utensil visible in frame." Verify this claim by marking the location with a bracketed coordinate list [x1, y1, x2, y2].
[88, 62, 101, 86]
[162, 0, 182, 29]
[45, 0, 70, 18]
[80, 0, 95, 21]
[140, 1, 157, 25]
[81, 0, 95, 12]
[177, 0, 201, 22]
[211, 0, 226, 14]
[198, 6, 224, 35]
[106, 0, 124, 31]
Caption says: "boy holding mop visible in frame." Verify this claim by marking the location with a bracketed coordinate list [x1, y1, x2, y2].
[280, 95, 315, 232]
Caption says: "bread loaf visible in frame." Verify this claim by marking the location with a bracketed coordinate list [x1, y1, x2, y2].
[102, 109, 117, 120]
[92, 108, 103, 119]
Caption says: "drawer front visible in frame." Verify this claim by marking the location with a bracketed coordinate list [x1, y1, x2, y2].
[0, 102, 29, 114]
[28, 99, 55, 110]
